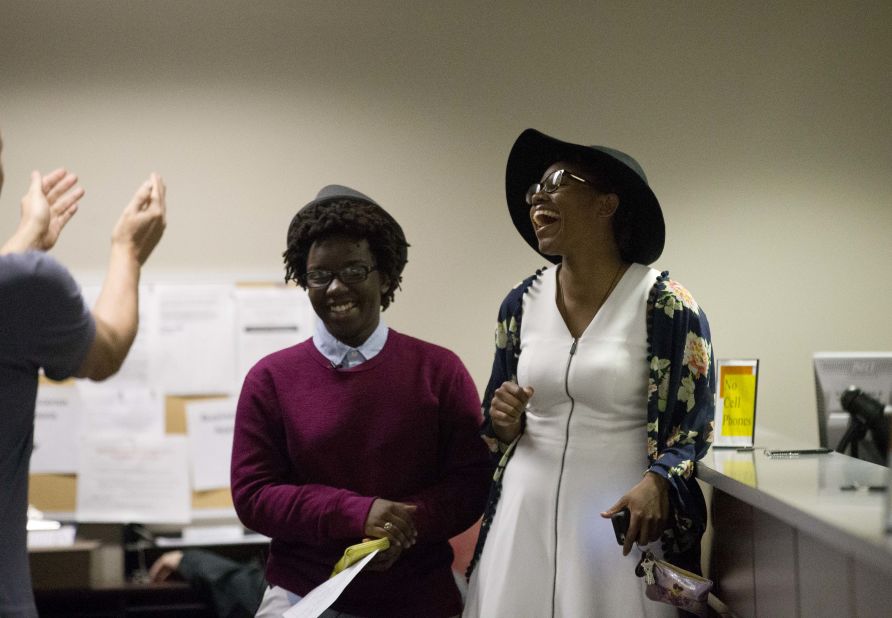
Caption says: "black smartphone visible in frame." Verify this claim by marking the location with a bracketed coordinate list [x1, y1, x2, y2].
[611, 508, 630, 545]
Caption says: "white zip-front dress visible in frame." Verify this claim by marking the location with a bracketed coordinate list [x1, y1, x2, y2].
[464, 263, 674, 618]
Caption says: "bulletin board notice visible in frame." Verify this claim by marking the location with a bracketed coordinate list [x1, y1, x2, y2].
[28, 280, 314, 522]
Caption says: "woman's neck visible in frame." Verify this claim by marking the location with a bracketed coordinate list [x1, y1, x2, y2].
[559, 251, 629, 303]
[556, 255, 630, 338]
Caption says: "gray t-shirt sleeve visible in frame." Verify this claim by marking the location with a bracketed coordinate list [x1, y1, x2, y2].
[0, 251, 96, 379]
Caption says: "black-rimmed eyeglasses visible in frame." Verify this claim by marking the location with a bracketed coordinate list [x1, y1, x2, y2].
[302, 265, 378, 288]
[525, 169, 592, 205]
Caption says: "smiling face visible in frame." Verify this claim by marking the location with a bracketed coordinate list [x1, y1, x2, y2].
[528, 160, 618, 258]
[306, 234, 389, 348]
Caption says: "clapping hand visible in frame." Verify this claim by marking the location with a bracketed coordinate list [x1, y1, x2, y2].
[111, 173, 167, 264]
[14, 169, 84, 252]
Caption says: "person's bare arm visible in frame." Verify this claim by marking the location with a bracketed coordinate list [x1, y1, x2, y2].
[77, 174, 166, 380]
[148, 550, 184, 583]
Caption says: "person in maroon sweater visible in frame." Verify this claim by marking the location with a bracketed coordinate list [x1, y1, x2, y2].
[231, 185, 492, 618]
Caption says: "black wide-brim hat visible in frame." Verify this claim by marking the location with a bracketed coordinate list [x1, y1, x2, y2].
[505, 129, 665, 265]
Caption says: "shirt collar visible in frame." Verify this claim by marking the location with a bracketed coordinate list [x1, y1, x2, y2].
[312, 319, 389, 368]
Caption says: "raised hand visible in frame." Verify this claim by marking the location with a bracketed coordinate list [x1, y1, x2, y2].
[38, 169, 84, 250]
[111, 173, 167, 264]
[5, 169, 84, 253]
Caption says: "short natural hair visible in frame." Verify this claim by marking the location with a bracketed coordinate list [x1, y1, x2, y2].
[283, 198, 409, 310]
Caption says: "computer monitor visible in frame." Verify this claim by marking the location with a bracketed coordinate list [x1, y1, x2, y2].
[814, 352, 892, 462]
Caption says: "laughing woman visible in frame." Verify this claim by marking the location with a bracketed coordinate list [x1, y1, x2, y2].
[464, 130, 715, 617]
[231, 185, 491, 618]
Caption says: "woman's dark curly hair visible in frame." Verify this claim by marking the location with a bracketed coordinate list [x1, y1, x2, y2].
[283, 198, 409, 310]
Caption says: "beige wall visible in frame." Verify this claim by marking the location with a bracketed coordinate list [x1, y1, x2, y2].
[2, 1, 890, 441]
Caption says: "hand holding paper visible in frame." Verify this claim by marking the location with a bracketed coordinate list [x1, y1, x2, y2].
[285, 539, 390, 618]
[363, 498, 417, 549]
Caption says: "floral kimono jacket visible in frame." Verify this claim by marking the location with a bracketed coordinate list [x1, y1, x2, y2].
[468, 269, 715, 575]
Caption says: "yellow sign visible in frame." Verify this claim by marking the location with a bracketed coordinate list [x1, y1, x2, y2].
[713, 359, 758, 447]
[721, 372, 755, 437]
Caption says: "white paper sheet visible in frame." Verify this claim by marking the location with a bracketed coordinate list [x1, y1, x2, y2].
[151, 284, 237, 395]
[81, 284, 155, 388]
[75, 435, 191, 524]
[283, 549, 381, 618]
[28, 525, 77, 548]
[32, 382, 83, 474]
[76, 382, 164, 437]
[185, 397, 238, 491]
[180, 524, 244, 544]
[234, 286, 313, 382]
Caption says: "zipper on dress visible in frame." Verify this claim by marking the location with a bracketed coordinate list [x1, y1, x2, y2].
[551, 337, 578, 618]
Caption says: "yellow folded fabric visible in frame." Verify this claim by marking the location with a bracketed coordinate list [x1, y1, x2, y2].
[330, 537, 390, 577]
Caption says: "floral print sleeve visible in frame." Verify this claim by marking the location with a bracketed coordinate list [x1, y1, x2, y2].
[479, 271, 541, 456]
[467, 273, 540, 577]
[646, 272, 715, 565]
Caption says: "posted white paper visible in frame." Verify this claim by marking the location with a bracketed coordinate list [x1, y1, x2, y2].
[81, 284, 155, 387]
[152, 284, 237, 395]
[32, 382, 83, 474]
[283, 549, 380, 618]
[185, 397, 238, 491]
[181, 525, 244, 544]
[76, 435, 191, 524]
[28, 525, 77, 548]
[234, 286, 313, 382]
[76, 382, 164, 437]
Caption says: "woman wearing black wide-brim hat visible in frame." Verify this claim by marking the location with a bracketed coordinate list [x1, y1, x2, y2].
[464, 130, 716, 617]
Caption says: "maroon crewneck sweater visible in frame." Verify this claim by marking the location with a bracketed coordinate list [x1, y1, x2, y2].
[231, 330, 492, 617]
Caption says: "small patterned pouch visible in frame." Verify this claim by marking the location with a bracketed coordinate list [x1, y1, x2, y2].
[636, 550, 713, 617]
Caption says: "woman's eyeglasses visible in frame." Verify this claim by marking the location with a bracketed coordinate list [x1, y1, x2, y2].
[302, 265, 377, 288]
[525, 169, 591, 205]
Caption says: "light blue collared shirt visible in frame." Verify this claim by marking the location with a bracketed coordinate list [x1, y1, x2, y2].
[312, 319, 389, 369]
